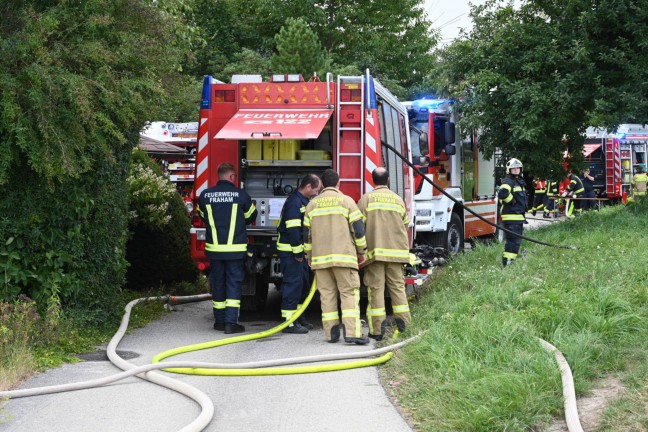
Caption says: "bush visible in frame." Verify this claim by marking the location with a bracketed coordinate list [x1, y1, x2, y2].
[125, 150, 198, 290]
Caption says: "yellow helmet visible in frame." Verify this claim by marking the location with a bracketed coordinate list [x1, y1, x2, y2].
[506, 158, 523, 172]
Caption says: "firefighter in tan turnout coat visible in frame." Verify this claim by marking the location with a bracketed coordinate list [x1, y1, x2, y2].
[357, 168, 411, 340]
[303, 169, 369, 345]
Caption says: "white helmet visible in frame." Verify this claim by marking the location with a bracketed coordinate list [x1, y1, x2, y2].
[506, 158, 523, 172]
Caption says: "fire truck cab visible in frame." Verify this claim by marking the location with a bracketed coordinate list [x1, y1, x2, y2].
[407, 99, 498, 256]
[190, 72, 415, 309]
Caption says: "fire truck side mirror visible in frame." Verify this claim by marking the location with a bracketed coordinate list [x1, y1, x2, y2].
[444, 144, 457, 156]
[444, 122, 456, 145]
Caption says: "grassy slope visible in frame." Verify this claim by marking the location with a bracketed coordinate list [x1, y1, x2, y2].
[385, 200, 648, 431]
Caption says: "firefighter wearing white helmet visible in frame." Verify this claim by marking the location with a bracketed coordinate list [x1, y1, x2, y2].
[497, 158, 528, 267]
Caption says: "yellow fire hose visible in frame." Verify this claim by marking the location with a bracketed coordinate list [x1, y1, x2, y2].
[152, 276, 395, 376]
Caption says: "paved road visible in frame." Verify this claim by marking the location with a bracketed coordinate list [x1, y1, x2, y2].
[0, 288, 412, 432]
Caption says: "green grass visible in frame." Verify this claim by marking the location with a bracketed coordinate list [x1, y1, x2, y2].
[385, 200, 648, 431]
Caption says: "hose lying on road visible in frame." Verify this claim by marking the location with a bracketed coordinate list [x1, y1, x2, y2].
[0, 279, 421, 432]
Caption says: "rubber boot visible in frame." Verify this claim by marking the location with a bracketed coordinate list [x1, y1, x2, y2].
[395, 318, 406, 333]
[213, 322, 225, 331]
[344, 336, 370, 345]
[369, 320, 386, 341]
[328, 325, 340, 343]
[543, 212, 550, 218]
[502, 257, 512, 267]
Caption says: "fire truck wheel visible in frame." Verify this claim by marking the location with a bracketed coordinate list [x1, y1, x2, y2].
[431, 212, 464, 257]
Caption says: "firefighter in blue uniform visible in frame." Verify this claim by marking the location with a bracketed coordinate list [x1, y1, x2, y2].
[562, 172, 585, 217]
[276, 174, 322, 334]
[498, 158, 528, 267]
[199, 163, 257, 334]
[544, 179, 559, 218]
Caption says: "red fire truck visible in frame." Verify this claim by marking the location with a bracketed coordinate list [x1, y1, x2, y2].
[583, 125, 648, 200]
[406, 99, 498, 256]
[188, 72, 416, 309]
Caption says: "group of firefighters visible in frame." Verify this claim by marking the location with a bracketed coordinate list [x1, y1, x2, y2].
[198, 163, 411, 344]
[499, 157, 648, 267]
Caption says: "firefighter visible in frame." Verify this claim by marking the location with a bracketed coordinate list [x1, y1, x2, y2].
[581, 168, 596, 211]
[498, 158, 528, 267]
[530, 178, 546, 216]
[303, 169, 368, 345]
[198, 163, 257, 334]
[357, 167, 411, 341]
[276, 173, 322, 334]
[632, 165, 647, 197]
[544, 179, 559, 218]
[562, 172, 585, 218]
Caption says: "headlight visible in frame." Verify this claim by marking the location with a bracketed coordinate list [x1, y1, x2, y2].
[196, 229, 206, 241]
[184, 201, 194, 214]
[416, 209, 432, 217]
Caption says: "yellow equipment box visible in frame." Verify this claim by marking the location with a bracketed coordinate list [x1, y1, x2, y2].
[263, 140, 280, 160]
[279, 140, 301, 160]
[298, 150, 329, 160]
[247, 140, 263, 160]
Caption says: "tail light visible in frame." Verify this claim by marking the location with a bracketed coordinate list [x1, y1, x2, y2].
[193, 215, 205, 228]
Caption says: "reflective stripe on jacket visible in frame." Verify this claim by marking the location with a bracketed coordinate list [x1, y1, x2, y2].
[357, 186, 410, 265]
[546, 180, 559, 196]
[277, 190, 309, 257]
[498, 176, 527, 222]
[533, 179, 547, 194]
[304, 187, 366, 270]
[566, 174, 585, 195]
[198, 180, 257, 260]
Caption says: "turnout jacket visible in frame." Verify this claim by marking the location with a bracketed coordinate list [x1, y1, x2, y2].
[566, 174, 585, 196]
[357, 186, 410, 265]
[276, 190, 309, 258]
[498, 175, 528, 223]
[198, 180, 257, 260]
[546, 180, 560, 196]
[303, 187, 366, 270]
[632, 172, 648, 195]
[533, 179, 546, 194]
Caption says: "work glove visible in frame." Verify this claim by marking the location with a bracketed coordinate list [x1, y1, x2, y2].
[561, 192, 568, 198]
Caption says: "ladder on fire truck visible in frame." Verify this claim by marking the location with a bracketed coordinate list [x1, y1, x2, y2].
[336, 75, 365, 198]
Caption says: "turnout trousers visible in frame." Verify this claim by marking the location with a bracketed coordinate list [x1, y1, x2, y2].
[363, 261, 411, 337]
[315, 267, 361, 341]
[209, 259, 244, 325]
[502, 222, 524, 265]
[279, 255, 310, 320]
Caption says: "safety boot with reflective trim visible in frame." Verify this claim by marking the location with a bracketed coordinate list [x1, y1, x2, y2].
[328, 325, 340, 343]
[344, 337, 370, 345]
[224, 323, 245, 334]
